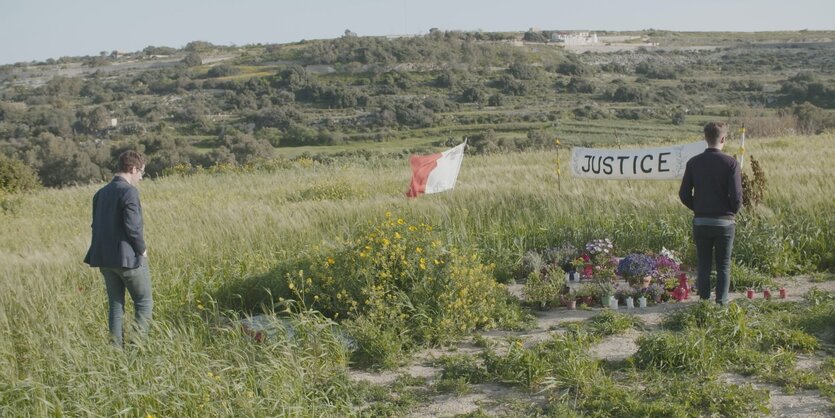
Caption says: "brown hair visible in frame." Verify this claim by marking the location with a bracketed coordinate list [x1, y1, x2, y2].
[703, 122, 728, 147]
[117, 150, 145, 173]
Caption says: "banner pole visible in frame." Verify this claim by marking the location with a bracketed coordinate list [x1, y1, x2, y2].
[555, 139, 561, 192]
[738, 125, 746, 170]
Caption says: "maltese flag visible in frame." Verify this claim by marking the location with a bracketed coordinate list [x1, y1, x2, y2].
[406, 142, 466, 198]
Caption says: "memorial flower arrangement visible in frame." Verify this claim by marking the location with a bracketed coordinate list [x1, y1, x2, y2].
[570, 238, 615, 279]
[617, 253, 657, 286]
[641, 283, 667, 303]
[654, 248, 681, 280]
[585, 238, 614, 259]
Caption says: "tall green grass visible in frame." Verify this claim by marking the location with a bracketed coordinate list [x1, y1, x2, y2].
[1, 134, 833, 414]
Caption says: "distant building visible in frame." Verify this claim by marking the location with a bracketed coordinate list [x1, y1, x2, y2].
[550, 31, 598, 45]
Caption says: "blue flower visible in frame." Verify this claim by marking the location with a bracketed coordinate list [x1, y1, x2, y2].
[616, 254, 657, 279]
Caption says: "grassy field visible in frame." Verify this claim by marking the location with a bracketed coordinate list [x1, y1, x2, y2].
[1, 133, 833, 415]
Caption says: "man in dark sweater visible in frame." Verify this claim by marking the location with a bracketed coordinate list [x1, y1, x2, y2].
[84, 150, 152, 346]
[679, 122, 743, 305]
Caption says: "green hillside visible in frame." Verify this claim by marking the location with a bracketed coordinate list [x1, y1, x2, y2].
[1, 30, 834, 188]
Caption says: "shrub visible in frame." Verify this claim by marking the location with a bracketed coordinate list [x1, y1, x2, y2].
[556, 61, 593, 76]
[487, 93, 504, 107]
[566, 77, 595, 93]
[508, 63, 538, 80]
[0, 154, 41, 195]
[181, 52, 202, 67]
[237, 213, 527, 367]
[741, 155, 766, 207]
[207, 64, 241, 78]
[459, 86, 487, 103]
[523, 271, 562, 309]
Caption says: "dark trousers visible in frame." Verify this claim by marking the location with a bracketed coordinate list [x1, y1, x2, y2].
[693, 224, 735, 305]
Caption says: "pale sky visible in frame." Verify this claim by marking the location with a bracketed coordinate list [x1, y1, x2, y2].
[1, 0, 832, 65]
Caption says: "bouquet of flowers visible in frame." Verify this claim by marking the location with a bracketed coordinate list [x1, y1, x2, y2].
[585, 238, 613, 257]
[641, 283, 666, 303]
[542, 243, 579, 273]
[659, 247, 681, 264]
[615, 286, 638, 303]
[617, 253, 657, 286]
[654, 248, 681, 280]
[571, 254, 594, 279]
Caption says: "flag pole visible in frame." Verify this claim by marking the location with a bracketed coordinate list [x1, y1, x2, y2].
[738, 124, 746, 170]
[555, 138, 561, 192]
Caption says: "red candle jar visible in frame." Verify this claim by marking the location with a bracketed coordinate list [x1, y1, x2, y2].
[779, 288, 786, 299]
[746, 289, 754, 299]
[763, 289, 771, 300]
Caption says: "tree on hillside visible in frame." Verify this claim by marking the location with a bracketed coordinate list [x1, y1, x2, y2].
[219, 130, 274, 164]
[435, 70, 458, 89]
[185, 41, 215, 52]
[76, 106, 111, 135]
[251, 106, 304, 130]
[566, 77, 596, 94]
[36, 109, 76, 138]
[508, 63, 538, 80]
[556, 61, 593, 76]
[487, 93, 505, 107]
[275, 65, 309, 91]
[523, 31, 548, 43]
[207, 64, 240, 78]
[20, 133, 104, 187]
[460, 86, 487, 103]
[181, 52, 202, 67]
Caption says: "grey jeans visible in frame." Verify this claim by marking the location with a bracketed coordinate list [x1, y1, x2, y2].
[100, 259, 153, 346]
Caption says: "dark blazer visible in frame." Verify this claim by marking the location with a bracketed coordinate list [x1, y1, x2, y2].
[84, 176, 147, 268]
[679, 148, 743, 218]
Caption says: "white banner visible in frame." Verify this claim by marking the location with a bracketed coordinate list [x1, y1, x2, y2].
[570, 141, 705, 180]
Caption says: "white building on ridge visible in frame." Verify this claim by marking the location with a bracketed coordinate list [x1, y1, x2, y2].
[550, 31, 598, 45]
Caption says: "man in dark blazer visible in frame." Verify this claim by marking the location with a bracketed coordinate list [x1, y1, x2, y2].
[679, 122, 743, 305]
[84, 150, 152, 347]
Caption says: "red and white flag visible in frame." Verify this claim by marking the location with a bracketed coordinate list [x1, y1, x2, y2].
[406, 142, 466, 198]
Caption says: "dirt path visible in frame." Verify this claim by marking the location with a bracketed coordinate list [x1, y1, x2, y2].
[348, 276, 835, 416]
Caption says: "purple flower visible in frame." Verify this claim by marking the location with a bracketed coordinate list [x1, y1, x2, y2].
[616, 254, 657, 278]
